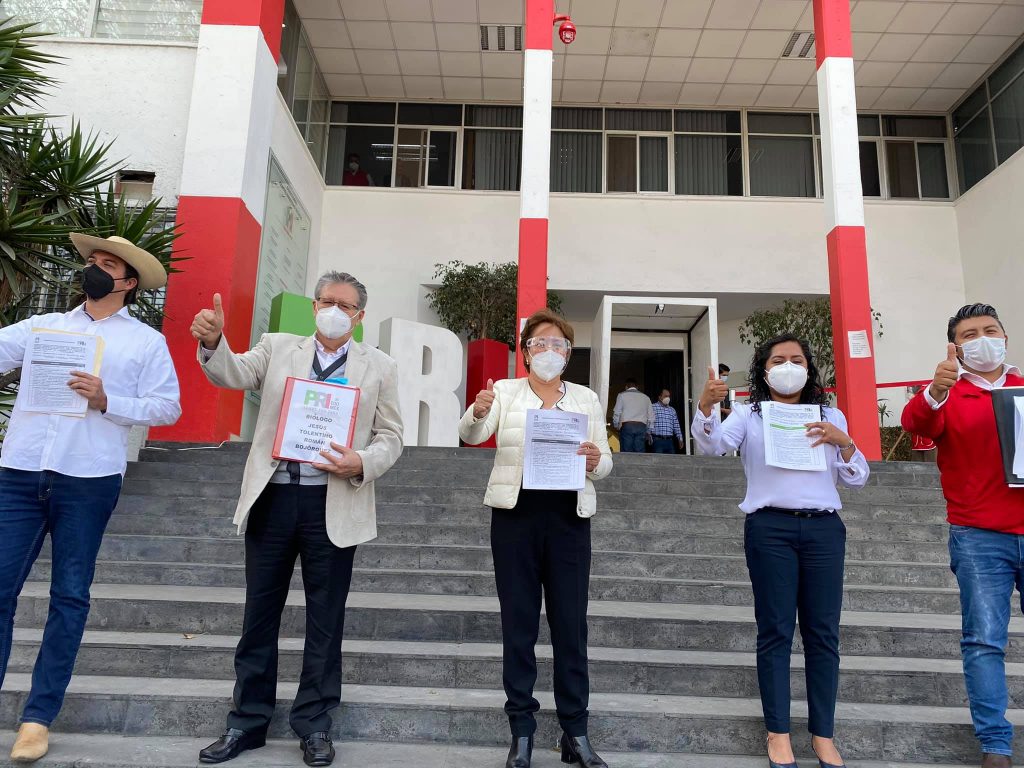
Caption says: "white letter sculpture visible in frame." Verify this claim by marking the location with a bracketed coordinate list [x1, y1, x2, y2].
[379, 318, 463, 447]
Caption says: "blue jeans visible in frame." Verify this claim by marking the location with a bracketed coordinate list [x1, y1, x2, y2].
[619, 423, 647, 453]
[651, 437, 676, 454]
[0, 468, 122, 726]
[948, 524, 1024, 756]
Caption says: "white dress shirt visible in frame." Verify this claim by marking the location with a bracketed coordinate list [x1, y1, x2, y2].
[924, 363, 1022, 409]
[0, 305, 181, 477]
[691, 402, 870, 514]
[612, 388, 654, 428]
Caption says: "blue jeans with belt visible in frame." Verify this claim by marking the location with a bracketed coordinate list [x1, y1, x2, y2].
[619, 423, 647, 453]
[948, 524, 1024, 757]
[0, 468, 122, 726]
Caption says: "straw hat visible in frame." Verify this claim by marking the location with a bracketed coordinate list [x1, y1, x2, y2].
[69, 233, 167, 290]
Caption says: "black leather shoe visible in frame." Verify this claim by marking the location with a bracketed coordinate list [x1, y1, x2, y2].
[559, 733, 608, 768]
[299, 732, 336, 767]
[198, 729, 266, 764]
[505, 735, 532, 768]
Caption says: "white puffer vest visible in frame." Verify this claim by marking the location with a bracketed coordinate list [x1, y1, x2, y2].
[458, 378, 613, 517]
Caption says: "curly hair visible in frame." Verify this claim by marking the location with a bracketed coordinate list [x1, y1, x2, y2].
[747, 333, 829, 415]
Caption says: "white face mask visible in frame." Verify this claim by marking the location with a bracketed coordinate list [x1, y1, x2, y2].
[960, 336, 1007, 373]
[660, 397, 671, 405]
[766, 361, 808, 396]
[348, 162, 359, 172]
[721, 374, 729, 382]
[529, 350, 567, 382]
[315, 306, 353, 340]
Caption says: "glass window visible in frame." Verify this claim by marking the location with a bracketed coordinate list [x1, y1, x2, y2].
[463, 129, 521, 190]
[918, 143, 949, 198]
[606, 109, 671, 132]
[859, 141, 881, 197]
[552, 107, 602, 130]
[639, 136, 669, 192]
[551, 132, 601, 193]
[2, 0, 94, 36]
[886, 141, 919, 198]
[324, 125, 393, 186]
[954, 87, 989, 135]
[748, 112, 812, 135]
[397, 103, 462, 126]
[291, 35, 314, 129]
[749, 137, 815, 197]
[427, 131, 457, 186]
[607, 135, 637, 192]
[465, 105, 522, 127]
[674, 135, 742, 195]
[331, 102, 396, 124]
[990, 43, 1024, 96]
[675, 110, 740, 133]
[991, 73, 1024, 164]
[93, 0, 202, 41]
[393, 128, 457, 187]
[278, 0, 301, 103]
[858, 115, 881, 136]
[955, 111, 996, 193]
[882, 115, 947, 138]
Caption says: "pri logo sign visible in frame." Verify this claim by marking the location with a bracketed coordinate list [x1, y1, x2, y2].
[304, 389, 334, 409]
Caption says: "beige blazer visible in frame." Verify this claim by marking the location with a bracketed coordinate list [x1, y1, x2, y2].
[199, 333, 404, 549]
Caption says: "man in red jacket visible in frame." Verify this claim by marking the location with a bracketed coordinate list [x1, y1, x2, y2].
[902, 303, 1024, 768]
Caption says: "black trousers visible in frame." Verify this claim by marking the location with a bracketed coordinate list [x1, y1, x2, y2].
[491, 488, 591, 738]
[743, 508, 846, 738]
[227, 484, 356, 737]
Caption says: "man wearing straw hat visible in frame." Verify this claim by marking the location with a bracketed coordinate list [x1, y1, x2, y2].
[0, 234, 181, 762]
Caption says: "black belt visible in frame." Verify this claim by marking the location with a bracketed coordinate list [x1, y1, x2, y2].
[757, 506, 835, 518]
[653, 434, 674, 439]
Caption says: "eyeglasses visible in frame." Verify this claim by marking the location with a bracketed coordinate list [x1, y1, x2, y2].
[525, 336, 571, 352]
[316, 299, 360, 313]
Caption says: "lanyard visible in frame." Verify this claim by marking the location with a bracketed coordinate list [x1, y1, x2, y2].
[312, 351, 347, 382]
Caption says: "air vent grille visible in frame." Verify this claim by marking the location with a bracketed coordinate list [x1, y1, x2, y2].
[480, 25, 523, 52]
[781, 31, 815, 59]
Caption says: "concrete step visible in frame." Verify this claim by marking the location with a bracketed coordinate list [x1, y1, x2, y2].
[10, 630, 1008, 708]
[125, 459, 943, 490]
[84, 537, 959, 588]
[13, 584, 1005, 659]
[0, 674, 1015, 762]
[4, 733, 961, 768]
[26, 561, 964, 613]
[115, 477, 945, 508]
[91, 528, 955, 566]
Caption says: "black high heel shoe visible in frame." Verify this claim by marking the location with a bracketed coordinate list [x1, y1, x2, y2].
[505, 736, 532, 768]
[559, 733, 608, 768]
[767, 736, 798, 768]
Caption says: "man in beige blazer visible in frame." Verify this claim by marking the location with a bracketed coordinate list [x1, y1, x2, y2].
[188, 271, 403, 767]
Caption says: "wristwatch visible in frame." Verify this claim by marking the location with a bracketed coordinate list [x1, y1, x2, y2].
[841, 440, 856, 451]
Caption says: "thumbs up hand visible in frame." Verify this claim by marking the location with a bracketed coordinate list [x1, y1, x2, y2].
[698, 365, 730, 417]
[473, 378, 497, 419]
[191, 292, 226, 350]
[929, 343, 960, 404]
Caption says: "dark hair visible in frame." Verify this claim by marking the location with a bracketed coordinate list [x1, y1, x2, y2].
[947, 303, 1004, 343]
[520, 308, 575, 371]
[718, 363, 730, 374]
[347, 153, 360, 161]
[625, 378, 637, 387]
[747, 333, 828, 415]
[123, 263, 140, 305]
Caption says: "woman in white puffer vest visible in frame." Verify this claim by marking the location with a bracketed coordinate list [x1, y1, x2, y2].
[459, 308, 612, 768]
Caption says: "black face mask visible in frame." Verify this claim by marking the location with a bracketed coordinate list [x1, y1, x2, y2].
[81, 264, 128, 301]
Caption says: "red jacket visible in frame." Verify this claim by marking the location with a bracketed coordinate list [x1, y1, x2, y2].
[902, 374, 1024, 533]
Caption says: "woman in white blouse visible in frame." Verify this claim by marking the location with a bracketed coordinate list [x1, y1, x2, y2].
[691, 334, 869, 768]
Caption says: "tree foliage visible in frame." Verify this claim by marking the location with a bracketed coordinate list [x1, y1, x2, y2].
[738, 297, 883, 388]
[427, 260, 563, 349]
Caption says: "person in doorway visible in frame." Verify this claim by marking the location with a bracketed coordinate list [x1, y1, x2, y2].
[902, 303, 1024, 768]
[341, 153, 374, 186]
[612, 379, 653, 453]
[649, 388, 684, 454]
[191, 271, 403, 767]
[692, 335, 868, 768]
[459, 308, 612, 768]
[719, 363, 733, 419]
[0, 234, 181, 763]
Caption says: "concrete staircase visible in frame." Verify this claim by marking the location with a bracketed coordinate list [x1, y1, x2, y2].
[3, 444, 1022, 767]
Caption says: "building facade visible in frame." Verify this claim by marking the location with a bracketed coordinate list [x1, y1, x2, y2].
[9, 0, 1024, 444]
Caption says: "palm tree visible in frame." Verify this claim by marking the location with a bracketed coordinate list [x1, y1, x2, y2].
[0, 17, 181, 438]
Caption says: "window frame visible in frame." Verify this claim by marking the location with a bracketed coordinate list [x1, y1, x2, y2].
[603, 131, 674, 194]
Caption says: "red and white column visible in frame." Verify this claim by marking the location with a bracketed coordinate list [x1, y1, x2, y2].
[812, 0, 882, 460]
[515, 0, 555, 377]
[152, 0, 284, 442]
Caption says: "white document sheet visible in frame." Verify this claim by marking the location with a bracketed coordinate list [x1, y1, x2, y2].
[761, 401, 828, 472]
[21, 330, 102, 417]
[1013, 397, 1024, 479]
[522, 408, 588, 491]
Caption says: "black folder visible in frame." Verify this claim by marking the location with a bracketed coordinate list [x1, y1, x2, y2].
[992, 386, 1024, 487]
